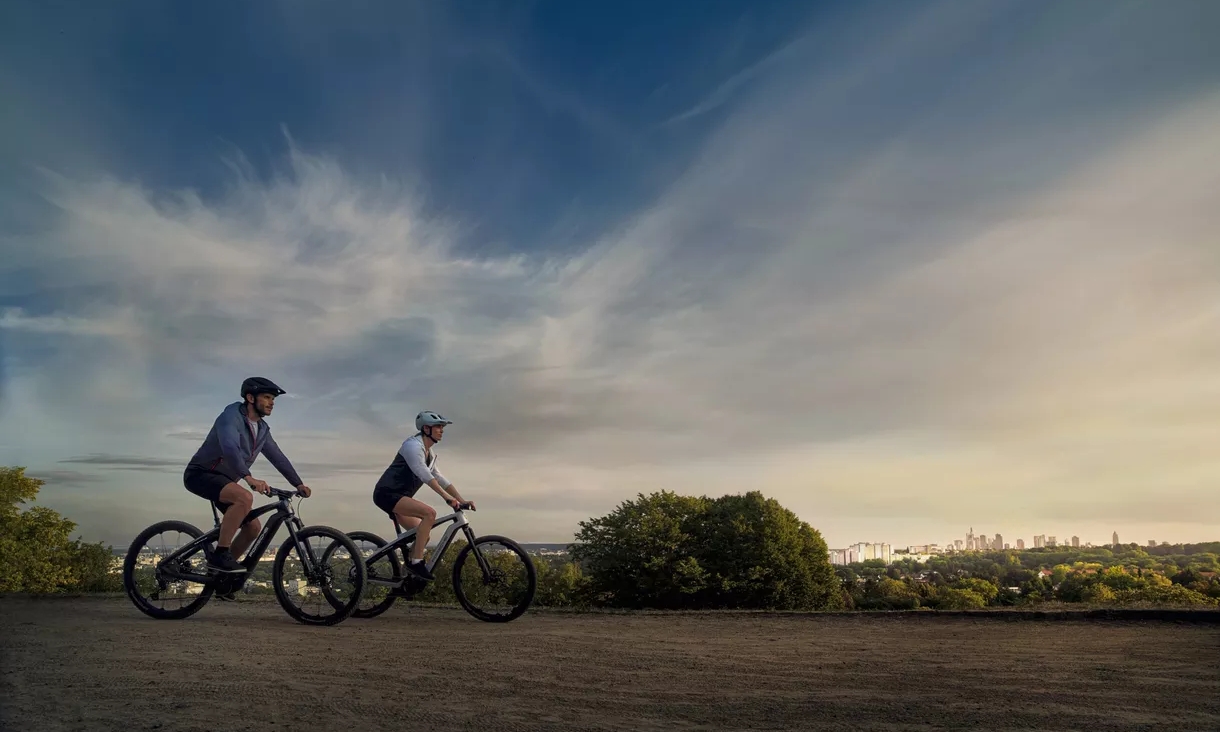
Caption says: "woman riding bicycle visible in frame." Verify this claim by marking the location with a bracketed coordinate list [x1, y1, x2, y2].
[371, 410, 473, 581]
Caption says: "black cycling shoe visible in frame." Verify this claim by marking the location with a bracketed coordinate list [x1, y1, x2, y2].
[206, 550, 245, 574]
[404, 560, 434, 581]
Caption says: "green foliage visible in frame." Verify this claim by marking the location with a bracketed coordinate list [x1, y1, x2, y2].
[0, 466, 121, 594]
[571, 490, 843, 611]
[532, 556, 591, 608]
[568, 490, 709, 609]
[1114, 583, 1218, 607]
[840, 541, 1220, 612]
[953, 577, 999, 603]
[68, 540, 124, 593]
[935, 587, 987, 610]
[853, 577, 920, 610]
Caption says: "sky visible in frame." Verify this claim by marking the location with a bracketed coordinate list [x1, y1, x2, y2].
[3, 0, 1220, 551]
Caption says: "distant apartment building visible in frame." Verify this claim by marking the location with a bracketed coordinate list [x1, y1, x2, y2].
[955, 539, 964, 551]
[1071, 536, 1080, 548]
[1016, 539, 1025, 550]
[1047, 536, 1057, 547]
[828, 542, 892, 566]
[1112, 531, 1119, 547]
[1034, 535, 1045, 548]
[993, 534, 1003, 551]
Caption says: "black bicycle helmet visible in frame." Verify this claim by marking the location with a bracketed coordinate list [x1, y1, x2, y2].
[241, 376, 286, 399]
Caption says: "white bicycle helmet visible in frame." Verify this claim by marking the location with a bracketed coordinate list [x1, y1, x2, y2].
[416, 410, 452, 431]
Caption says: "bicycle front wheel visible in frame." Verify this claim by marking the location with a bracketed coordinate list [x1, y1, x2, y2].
[272, 525, 367, 626]
[451, 535, 536, 623]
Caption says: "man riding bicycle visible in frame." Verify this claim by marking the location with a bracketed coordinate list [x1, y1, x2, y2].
[372, 410, 473, 581]
[184, 376, 312, 579]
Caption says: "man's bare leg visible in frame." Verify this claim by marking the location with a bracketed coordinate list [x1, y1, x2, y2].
[229, 518, 262, 560]
[216, 483, 254, 551]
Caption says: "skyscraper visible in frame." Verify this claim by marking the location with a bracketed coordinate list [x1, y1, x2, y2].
[1071, 536, 1080, 548]
[1016, 539, 1025, 550]
[1112, 531, 1119, 547]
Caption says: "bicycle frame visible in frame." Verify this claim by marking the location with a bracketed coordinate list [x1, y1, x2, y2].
[363, 507, 495, 588]
[155, 493, 319, 585]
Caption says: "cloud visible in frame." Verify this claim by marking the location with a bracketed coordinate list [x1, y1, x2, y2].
[25, 470, 108, 487]
[0, 309, 138, 337]
[56, 452, 384, 481]
[3, 0, 1220, 547]
[58, 454, 181, 472]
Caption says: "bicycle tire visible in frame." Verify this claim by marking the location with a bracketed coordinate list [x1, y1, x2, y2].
[344, 531, 403, 619]
[451, 534, 537, 623]
[271, 524, 367, 626]
[123, 520, 215, 620]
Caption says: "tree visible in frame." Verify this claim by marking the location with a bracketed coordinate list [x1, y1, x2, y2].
[0, 467, 78, 592]
[68, 540, 124, 593]
[860, 577, 920, 610]
[0, 466, 122, 593]
[1098, 566, 1139, 591]
[1171, 568, 1204, 586]
[953, 577, 999, 604]
[935, 587, 986, 610]
[570, 490, 843, 611]
[1081, 584, 1115, 604]
[532, 556, 590, 608]
[689, 491, 842, 611]
[569, 491, 710, 609]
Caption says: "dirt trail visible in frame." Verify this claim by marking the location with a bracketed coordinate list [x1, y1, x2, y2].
[2, 596, 1218, 731]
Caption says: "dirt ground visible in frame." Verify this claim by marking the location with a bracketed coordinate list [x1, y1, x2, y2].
[1, 596, 1218, 732]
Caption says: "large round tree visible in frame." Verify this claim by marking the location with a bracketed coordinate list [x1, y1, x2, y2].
[571, 490, 842, 611]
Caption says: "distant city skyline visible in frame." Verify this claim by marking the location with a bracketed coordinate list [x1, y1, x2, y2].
[828, 527, 1198, 565]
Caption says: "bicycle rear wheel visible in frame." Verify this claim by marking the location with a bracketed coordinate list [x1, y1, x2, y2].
[322, 530, 403, 619]
[123, 520, 215, 620]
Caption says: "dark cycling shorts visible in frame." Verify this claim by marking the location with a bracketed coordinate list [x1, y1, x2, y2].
[372, 485, 419, 516]
[184, 466, 237, 513]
